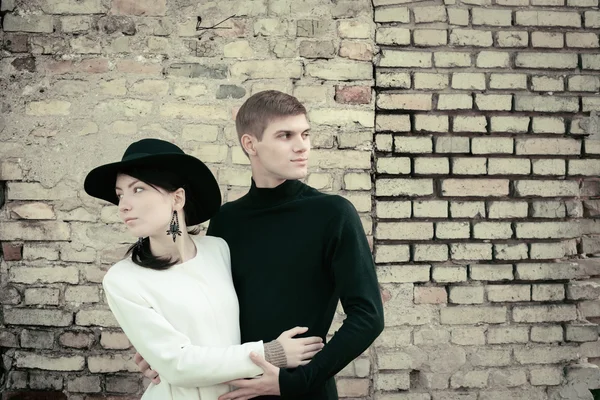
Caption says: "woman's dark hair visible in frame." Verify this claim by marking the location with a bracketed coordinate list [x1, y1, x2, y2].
[119, 166, 201, 270]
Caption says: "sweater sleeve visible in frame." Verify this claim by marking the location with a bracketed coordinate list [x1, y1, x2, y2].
[278, 198, 385, 397]
[102, 271, 265, 388]
[206, 213, 223, 238]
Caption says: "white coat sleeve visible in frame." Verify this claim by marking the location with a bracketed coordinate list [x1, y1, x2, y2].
[102, 275, 264, 388]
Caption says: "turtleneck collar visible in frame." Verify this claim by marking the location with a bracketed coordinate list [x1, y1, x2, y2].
[247, 178, 305, 206]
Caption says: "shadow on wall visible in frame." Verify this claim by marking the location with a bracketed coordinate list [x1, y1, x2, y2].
[1, 393, 67, 400]
[0, 181, 5, 209]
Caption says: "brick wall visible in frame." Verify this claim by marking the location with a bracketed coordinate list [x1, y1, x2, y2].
[372, 0, 600, 399]
[0, 0, 599, 399]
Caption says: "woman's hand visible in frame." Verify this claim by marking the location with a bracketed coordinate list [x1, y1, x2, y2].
[276, 326, 324, 368]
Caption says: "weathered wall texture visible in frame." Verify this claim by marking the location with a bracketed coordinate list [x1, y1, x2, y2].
[0, 0, 375, 398]
[1, 0, 600, 399]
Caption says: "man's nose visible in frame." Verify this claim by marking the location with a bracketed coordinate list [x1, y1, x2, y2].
[294, 136, 309, 152]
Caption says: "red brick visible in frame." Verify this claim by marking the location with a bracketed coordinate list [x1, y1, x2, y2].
[116, 60, 162, 74]
[43, 60, 74, 74]
[42, 59, 108, 74]
[381, 287, 392, 303]
[3, 34, 29, 53]
[213, 19, 247, 38]
[335, 86, 371, 104]
[415, 286, 447, 304]
[339, 41, 373, 61]
[11, 56, 36, 72]
[111, 0, 166, 16]
[76, 58, 109, 73]
[2, 243, 23, 261]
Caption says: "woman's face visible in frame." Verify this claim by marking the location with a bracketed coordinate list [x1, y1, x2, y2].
[115, 173, 173, 238]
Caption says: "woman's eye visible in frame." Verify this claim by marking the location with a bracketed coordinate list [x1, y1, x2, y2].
[134, 187, 144, 193]
[116, 193, 123, 199]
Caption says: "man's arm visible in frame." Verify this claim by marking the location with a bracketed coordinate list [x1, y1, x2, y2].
[278, 198, 385, 397]
[206, 213, 222, 238]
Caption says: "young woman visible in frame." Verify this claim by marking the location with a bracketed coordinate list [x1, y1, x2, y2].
[83, 138, 323, 400]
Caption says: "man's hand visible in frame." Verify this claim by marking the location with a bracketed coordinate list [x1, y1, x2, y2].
[218, 352, 280, 400]
[134, 351, 161, 384]
[277, 326, 323, 368]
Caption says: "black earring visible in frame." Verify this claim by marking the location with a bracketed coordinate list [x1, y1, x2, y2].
[167, 211, 182, 242]
[135, 237, 144, 250]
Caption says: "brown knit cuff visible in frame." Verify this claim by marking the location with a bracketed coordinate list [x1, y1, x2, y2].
[264, 340, 287, 368]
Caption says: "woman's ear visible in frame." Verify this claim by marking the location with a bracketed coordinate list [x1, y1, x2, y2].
[173, 188, 186, 211]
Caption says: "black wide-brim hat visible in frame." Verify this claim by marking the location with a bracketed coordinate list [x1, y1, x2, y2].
[84, 138, 221, 226]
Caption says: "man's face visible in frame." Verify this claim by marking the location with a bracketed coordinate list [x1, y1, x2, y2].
[251, 114, 311, 182]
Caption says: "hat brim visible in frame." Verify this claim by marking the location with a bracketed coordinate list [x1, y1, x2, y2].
[84, 153, 221, 226]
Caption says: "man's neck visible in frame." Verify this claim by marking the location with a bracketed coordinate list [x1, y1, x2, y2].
[253, 176, 286, 188]
[250, 164, 286, 188]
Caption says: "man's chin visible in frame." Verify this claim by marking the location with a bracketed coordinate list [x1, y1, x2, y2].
[285, 170, 308, 180]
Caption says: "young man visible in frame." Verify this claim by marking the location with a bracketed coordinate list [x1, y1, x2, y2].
[136, 90, 384, 399]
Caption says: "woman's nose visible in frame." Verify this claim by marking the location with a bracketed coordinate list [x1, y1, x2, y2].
[118, 198, 131, 212]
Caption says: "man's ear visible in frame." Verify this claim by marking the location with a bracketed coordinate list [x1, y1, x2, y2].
[241, 133, 257, 156]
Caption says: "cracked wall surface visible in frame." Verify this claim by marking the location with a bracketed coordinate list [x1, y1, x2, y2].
[1, 0, 600, 399]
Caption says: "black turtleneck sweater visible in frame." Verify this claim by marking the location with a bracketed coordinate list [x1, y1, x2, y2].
[206, 179, 384, 400]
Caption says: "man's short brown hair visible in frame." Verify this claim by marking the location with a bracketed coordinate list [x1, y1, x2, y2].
[235, 90, 307, 144]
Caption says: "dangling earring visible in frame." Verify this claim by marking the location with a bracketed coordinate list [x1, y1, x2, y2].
[166, 210, 182, 242]
[135, 237, 144, 250]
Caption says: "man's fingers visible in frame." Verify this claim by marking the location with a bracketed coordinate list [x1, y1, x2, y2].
[134, 352, 160, 383]
[144, 368, 159, 380]
[303, 343, 324, 353]
[283, 326, 308, 338]
[302, 350, 321, 360]
[298, 360, 310, 366]
[233, 389, 256, 399]
[300, 336, 323, 345]
[138, 359, 151, 372]
[249, 352, 272, 371]
[140, 361, 158, 380]
[228, 379, 254, 389]
[218, 387, 255, 400]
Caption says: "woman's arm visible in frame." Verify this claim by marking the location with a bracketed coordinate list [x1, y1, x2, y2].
[103, 276, 265, 388]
